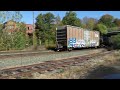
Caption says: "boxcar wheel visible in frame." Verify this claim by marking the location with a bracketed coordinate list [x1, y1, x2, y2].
[68, 48, 72, 52]
[57, 49, 60, 52]
[95, 46, 98, 49]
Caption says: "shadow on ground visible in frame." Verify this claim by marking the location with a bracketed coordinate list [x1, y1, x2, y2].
[85, 65, 120, 79]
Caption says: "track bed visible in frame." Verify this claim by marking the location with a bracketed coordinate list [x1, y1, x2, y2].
[0, 49, 109, 79]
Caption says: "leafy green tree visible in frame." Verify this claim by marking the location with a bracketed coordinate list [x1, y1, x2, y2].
[98, 14, 116, 28]
[35, 12, 55, 46]
[16, 22, 26, 33]
[0, 11, 24, 50]
[55, 14, 61, 25]
[0, 32, 4, 50]
[32, 31, 38, 50]
[82, 17, 98, 30]
[86, 19, 96, 30]
[62, 11, 81, 27]
[110, 34, 120, 49]
[0, 24, 3, 31]
[0, 11, 9, 23]
[113, 18, 120, 27]
[0, 31, 26, 50]
[94, 24, 107, 35]
[16, 22, 32, 47]
[0, 32, 13, 50]
[0, 32, 11, 50]
[12, 11, 22, 22]
[55, 14, 63, 26]
[0, 11, 22, 23]
[13, 32, 26, 50]
[108, 27, 120, 32]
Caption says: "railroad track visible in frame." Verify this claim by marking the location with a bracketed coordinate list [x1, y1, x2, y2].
[0, 48, 104, 70]
[0, 48, 103, 60]
[0, 49, 112, 79]
[0, 50, 54, 59]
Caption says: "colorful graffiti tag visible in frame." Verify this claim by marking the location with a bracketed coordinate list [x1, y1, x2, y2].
[68, 31, 99, 48]
[68, 38, 86, 48]
[67, 30, 99, 48]
[68, 38, 76, 47]
[68, 38, 98, 48]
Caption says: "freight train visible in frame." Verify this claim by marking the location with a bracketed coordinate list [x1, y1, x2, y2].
[55, 25, 100, 51]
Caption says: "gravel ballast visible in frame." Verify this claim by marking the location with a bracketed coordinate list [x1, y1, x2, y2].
[0, 49, 103, 70]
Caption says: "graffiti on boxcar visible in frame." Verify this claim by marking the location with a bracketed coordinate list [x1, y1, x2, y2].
[75, 40, 85, 47]
[68, 38, 86, 48]
[68, 38, 76, 47]
[90, 40, 97, 47]
[85, 40, 99, 47]
[84, 31, 90, 46]
[68, 38, 98, 48]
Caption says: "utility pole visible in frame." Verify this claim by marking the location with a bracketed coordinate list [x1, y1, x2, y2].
[32, 11, 37, 50]
[33, 11, 35, 31]
[33, 11, 34, 47]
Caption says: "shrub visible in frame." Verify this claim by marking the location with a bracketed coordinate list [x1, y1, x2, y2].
[13, 32, 26, 50]
[110, 34, 120, 49]
[94, 24, 107, 35]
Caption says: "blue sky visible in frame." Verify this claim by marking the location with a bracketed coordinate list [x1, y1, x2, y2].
[20, 11, 120, 24]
